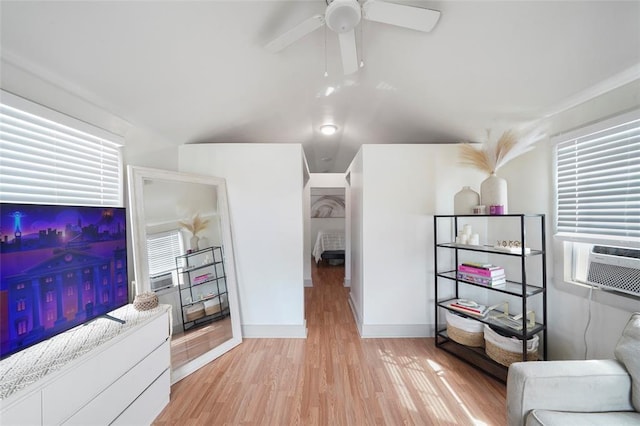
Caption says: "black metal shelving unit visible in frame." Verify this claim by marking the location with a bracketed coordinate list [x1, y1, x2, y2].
[434, 214, 547, 382]
[176, 246, 229, 331]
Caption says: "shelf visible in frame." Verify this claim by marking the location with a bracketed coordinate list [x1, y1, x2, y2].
[434, 213, 545, 218]
[436, 331, 508, 382]
[436, 242, 543, 257]
[180, 293, 222, 308]
[438, 299, 545, 339]
[176, 246, 222, 260]
[179, 275, 224, 289]
[183, 308, 230, 331]
[176, 246, 228, 332]
[433, 214, 547, 381]
[178, 261, 222, 273]
[436, 270, 544, 297]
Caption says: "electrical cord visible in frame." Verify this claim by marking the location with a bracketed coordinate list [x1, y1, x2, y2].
[583, 284, 594, 359]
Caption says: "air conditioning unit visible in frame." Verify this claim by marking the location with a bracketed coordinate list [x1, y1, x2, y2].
[587, 245, 640, 297]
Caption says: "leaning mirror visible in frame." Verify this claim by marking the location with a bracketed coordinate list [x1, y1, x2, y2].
[127, 166, 241, 383]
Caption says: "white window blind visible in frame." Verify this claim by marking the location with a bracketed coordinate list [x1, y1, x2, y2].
[0, 91, 123, 206]
[555, 110, 640, 240]
[147, 231, 184, 277]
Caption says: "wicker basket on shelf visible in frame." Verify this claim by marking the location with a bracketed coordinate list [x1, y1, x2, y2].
[483, 325, 539, 366]
[445, 310, 485, 347]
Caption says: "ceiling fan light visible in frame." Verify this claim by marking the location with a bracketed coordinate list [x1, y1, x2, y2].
[320, 124, 338, 135]
[326, 0, 361, 33]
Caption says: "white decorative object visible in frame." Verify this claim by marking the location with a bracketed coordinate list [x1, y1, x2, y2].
[458, 127, 545, 215]
[454, 186, 480, 215]
[190, 235, 200, 251]
[198, 236, 209, 250]
[481, 173, 508, 213]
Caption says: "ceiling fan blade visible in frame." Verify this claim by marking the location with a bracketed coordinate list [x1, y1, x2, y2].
[338, 30, 359, 75]
[362, 0, 440, 32]
[265, 15, 325, 53]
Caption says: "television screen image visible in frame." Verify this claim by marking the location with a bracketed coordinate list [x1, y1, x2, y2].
[0, 203, 128, 359]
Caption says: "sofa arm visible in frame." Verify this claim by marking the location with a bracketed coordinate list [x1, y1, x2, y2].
[507, 359, 634, 426]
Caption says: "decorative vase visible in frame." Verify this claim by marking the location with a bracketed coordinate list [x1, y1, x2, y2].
[454, 186, 480, 215]
[198, 236, 209, 250]
[190, 235, 200, 251]
[480, 173, 508, 213]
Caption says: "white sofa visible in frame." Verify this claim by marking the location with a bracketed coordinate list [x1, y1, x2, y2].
[506, 312, 640, 426]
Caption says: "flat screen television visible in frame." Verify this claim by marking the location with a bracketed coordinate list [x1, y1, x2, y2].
[0, 203, 129, 359]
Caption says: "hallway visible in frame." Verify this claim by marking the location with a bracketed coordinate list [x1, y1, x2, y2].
[153, 261, 506, 425]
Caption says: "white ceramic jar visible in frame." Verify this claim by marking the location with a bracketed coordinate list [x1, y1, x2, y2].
[454, 186, 480, 215]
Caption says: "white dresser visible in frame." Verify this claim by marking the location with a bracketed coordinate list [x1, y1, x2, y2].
[0, 304, 171, 426]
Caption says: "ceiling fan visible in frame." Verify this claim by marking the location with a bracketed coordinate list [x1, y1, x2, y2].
[265, 0, 441, 75]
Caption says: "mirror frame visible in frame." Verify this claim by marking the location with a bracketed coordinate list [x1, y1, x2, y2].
[127, 165, 242, 383]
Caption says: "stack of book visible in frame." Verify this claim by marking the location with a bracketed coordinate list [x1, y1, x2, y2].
[448, 299, 488, 317]
[457, 262, 506, 287]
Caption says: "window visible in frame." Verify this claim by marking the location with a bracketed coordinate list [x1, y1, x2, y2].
[554, 109, 640, 285]
[554, 109, 640, 243]
[147, 230, 184, 277]
[0, 90, 123, 206]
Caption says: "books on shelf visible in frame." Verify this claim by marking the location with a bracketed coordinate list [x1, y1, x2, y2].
[457, 271, 506, 287]
[448, 299, 488, 317]
[460, 262, 502, 270]
[193, 273, 213, 284]
[458, 263, 505, 277]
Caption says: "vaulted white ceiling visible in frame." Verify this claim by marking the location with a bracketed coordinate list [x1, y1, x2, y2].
[1, 1, 639, 172]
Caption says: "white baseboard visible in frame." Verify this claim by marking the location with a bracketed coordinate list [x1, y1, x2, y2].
[343, 278, 351, 287]
[347, 293, 363, 336]
[347, 293, 433, 338]
[304, 279, 313, 287]
[360, 323, 431, 338]
[241, 322, 307, 338]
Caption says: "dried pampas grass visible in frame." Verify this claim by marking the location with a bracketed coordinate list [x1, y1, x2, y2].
[459, 127, 545, 174]
[179, 213, 210, 236]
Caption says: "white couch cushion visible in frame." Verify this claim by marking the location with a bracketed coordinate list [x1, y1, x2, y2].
[615, 312, 640, 412]
[526, 410, 640, 426]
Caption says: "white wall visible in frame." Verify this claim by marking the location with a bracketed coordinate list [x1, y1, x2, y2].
[502, 79, 640, 360]
[347, 150, 364, 333]
[178, 143, 306, 338]
[348, 144, 485, 337]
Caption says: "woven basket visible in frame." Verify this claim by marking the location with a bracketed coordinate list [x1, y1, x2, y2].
[484, 325, 539, 367]
[445, 310, 484, 347]
[133, 292, 159, 311]
[185, 303, 205, 321]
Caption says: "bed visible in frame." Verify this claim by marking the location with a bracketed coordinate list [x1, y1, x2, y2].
[313, 230, 345, 264]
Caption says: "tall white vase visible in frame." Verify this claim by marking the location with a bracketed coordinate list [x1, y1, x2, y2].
[480, 173, 508, 213]
[190, 235, 200, 251]
[454, 186, 480, 215]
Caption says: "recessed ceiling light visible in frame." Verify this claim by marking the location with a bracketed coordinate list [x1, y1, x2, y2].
[325, 86, 335, 97]
[320, 124, 337, 136]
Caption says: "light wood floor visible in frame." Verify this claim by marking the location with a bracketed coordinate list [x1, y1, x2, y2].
[154, 261, 507, 425]
[171, 316, 233, 369]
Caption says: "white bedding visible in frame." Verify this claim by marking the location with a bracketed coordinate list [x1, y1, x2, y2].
[312, 230, 345, 263]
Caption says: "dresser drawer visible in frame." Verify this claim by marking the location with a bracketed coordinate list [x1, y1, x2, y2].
[43, 314, 168, 425]
[63, 340, 169, 425]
